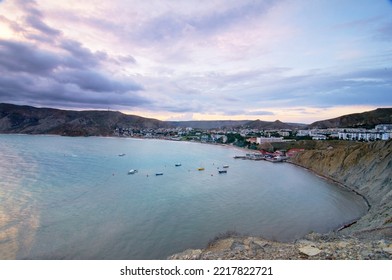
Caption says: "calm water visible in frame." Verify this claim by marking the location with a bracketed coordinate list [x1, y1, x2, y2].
[0, 135, 367, 259]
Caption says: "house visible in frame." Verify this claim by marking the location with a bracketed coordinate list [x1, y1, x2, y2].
[312, 134, 327, 140]
[256, 137, 284, 144]
[297, 130, 310, 137]
[375, 124, 392, 131]
[246, 137, 258, 144]
[286, 148, 305, 157]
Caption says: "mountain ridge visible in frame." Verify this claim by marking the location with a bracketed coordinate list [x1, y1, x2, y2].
[308, 108, 392, 129]
[0, 103, 169, 136]
[0, 103, 391, 136]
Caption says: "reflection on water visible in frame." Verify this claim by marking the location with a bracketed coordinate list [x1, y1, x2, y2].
[0, 142, 40, 259]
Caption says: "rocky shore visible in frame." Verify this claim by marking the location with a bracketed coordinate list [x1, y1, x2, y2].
[169, 140, 392, 260]
[169, 233, 392, 260]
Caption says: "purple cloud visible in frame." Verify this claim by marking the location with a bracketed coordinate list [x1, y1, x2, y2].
[0, 40, 61, 74]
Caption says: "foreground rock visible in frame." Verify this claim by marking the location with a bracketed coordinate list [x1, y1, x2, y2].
[169, 233, 392, 260]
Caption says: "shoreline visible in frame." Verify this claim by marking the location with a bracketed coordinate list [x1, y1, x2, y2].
[286, 160, 371, 232]
[287, 160, 371, 211]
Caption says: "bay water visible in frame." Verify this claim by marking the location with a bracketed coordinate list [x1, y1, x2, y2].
[0, 135, 367, 259]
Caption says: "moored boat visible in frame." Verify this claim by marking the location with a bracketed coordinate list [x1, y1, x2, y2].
[218, 170, 227, 174]
[175, 163, 182, 167]
[155, 172, 164, 176]
[128, 169, 138, 174]
[198, 167, 205, 171]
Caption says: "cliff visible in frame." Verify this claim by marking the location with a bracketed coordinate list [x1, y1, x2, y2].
[289, 140, 392, 234]
[169, 140, 392, 259]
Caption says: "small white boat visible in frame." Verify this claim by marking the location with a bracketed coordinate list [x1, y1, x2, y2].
[128, 169, 138, 174]
[118, 153, 126, 157]
[175, 163, 182, 167]
[223, 165, 229, 168]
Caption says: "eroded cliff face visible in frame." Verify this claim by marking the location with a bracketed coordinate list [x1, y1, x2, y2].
[289, 140, 392, 233]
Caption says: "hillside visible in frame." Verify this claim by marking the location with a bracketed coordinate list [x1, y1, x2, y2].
[168, 120, 250, 129]
[308, 108, 392, 129]
[0, 103, 306, 134]
[0, 103, 168, 136]
[243, 119, 305, 130]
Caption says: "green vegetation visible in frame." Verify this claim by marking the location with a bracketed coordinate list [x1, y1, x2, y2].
[226, 133, 246, 147]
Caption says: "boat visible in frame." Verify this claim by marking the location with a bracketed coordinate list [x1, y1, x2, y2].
[265, 156, 283, 163]
[128, 169, 138, 174]
[198, 167, 205, 171]
[175, 163, 182, 167]
[155, 172, 164, 176]
[223, 165, 229, 168]
[218, 170, 227, 174]
[118, 153, 126, 157]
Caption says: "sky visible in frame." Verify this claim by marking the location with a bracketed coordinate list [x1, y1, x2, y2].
[0, 0, 391, 123]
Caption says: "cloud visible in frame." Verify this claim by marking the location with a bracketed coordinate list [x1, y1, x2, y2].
[246, 111, 275, 116]
[377, 20, 392, 41]
[0, 40, 61, 74]
[14, 0, 62, 42]
[0, 15, 25, 33]
[187, 0, 275, 34]
[60, 39, 108, 69]
[0, 38, 144, 110]
[54, 69, 142, 93]
[0, 73, 150, 110]
[115, 55, 137, 65]
[130, 1, 274, 44]
[25, 14, 61, 37]
[1, 0, 391, 121]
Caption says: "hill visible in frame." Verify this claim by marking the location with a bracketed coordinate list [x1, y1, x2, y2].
[308, 108, 392, 129]
[0, 103, 305, 133]
[168, 120, 250, 130]
[1, 104, 391, 136]
[0, 103, 168, 136]
[243, 119, 305, 130]
[168, 119, 305, 130]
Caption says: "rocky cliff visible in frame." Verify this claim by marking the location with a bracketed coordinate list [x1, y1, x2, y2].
[289, 140, 392, 234]
[169, 140, 392, 259]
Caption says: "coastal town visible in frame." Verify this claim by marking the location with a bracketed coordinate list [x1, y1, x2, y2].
[112, 123, 392, 164]
[114, 124, 392, 147]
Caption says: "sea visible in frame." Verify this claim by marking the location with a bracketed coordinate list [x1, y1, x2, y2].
[0, 134, 368, 259]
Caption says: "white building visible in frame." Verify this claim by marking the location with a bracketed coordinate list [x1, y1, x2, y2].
[256, 137, 284, 144]
[312, 134, 327, 140]
[297, 130, 310, 137]
[375, 124, 392, 131]
[338, 132, 390, 141]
